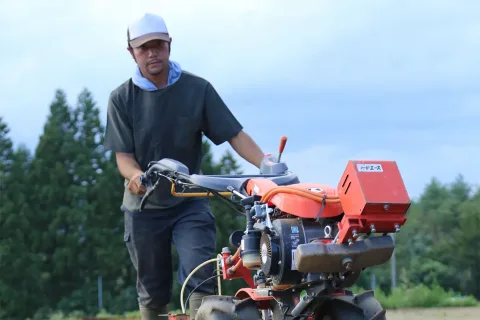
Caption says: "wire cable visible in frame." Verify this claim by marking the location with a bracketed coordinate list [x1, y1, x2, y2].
[180, 257, 219, 314]
[184, 273, 224, 313]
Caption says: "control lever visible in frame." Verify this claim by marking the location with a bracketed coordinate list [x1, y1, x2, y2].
[227, 186, 247, 199]
[277, 136, 287, 163]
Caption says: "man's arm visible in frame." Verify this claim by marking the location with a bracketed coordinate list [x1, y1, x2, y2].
[116, 152, 146, 194]
[228, 130, 264, 169]
[202, 82, 265, 168]
[104, 92, 145, 194]
[116, 152, 143, 180]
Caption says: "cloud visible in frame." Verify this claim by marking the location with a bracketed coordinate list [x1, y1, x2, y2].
[0, 0, 479, 199]
[233, 142, 479, 201]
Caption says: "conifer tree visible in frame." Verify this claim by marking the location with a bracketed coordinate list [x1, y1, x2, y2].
[25, 89, 82, 313]
[454, 192, 480, 298]
[4, 87, 480, 317]
[0, 118, 40, 320]
[72, 88, 136, 314]
[204, 143, 248, 299]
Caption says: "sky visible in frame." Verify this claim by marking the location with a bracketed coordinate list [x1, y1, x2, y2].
[1, 0, 479, 200]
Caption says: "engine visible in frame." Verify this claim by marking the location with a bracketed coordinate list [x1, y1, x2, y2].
[235, 159, 411, 290]
[248, 217, 338, 287]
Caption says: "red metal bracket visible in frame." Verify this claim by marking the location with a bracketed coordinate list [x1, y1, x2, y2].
[221, 248, 256, 288]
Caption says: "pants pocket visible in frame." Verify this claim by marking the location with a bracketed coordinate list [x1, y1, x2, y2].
[124, 211, 132, 243]
[123, 211, 138, 269]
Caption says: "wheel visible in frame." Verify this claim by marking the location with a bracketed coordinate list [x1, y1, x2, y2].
[195, 295, 262, 320]
[261, 299, 283, 320]
[261, 309, 272, 320]
[314, 290, 387, 320]
[352, 290, 387, 320]
[260, 290, 387, 320]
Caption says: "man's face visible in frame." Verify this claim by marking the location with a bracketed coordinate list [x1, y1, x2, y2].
[130, 39, 171, 76]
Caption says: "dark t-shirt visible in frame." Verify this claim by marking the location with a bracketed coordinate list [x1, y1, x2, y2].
[103, 70, 243, 212]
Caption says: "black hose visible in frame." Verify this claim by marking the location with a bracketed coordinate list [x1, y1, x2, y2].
[184, 273, 223, 311]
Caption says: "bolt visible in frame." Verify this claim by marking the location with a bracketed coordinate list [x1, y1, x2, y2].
[342, 257, 353, 271]
[370, 224, 376, 233]
[324, 225, 332, 238]
[394, 224, 400, 232]
[221, 247, 231, 254]
[384, 204, 389, 210]
[352, 229, 358, 238]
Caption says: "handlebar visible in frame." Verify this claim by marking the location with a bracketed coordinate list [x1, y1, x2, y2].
[136, 157, 296, 211]
[138, 159, 244, 211]
[137, 136, 293, 211]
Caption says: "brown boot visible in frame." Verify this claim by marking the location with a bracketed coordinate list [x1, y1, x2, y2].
[139, 304, 169, 320]
[189, 292, 209, 319]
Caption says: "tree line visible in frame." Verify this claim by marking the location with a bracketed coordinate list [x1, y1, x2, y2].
[0, 88, 479, 320]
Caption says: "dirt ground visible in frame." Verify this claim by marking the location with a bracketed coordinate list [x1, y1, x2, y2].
[81, 307, 480, 320]
[386, 307, 480, 320]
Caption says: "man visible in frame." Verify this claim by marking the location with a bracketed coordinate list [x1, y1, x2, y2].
[103, 12, 265, 320]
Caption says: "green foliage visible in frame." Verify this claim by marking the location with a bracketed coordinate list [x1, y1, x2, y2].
[24, 284, 480, 320]
[371, 284, 479, 309]
[0, 88, 250, 319]
[0, 118, 40, 320]
[203, 145, 248, 300]
[1, 88, 480, 320]
[355, 175, 480, 302]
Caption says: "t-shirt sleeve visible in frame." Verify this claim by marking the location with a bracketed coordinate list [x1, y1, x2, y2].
[103, 92, 134, 153]
[201, 82, 243, 146]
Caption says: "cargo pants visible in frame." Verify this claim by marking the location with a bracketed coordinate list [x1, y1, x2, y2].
[123, 198, 217, 311]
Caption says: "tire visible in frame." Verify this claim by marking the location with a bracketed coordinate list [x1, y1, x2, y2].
[316, 300, 368, 320]
[315, 290, 387, 320]
[195, 295, 262, 320]
[261, 299, 284, 320]
[353, 290, 387, 320]
[218, 290, 387, 320]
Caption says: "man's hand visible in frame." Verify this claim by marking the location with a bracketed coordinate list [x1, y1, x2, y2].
[128, 172, 147, 195]
[115, 152, 147, 195]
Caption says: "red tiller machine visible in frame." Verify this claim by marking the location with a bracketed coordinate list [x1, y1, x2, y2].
[138, 137, 410, 320]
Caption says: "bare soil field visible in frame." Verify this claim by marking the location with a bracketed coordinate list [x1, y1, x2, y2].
[386, 307, 480, 320]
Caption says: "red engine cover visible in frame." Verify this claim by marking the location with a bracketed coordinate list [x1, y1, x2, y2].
[246, 179, 343, 219]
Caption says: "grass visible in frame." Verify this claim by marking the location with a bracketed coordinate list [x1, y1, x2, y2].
[44, 307, 480, 320]
[386, 307, 480, 320]
[371, 283, 479, 309]
[31, 284, 480, 320]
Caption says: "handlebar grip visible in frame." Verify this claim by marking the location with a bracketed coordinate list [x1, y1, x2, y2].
[140, 174, 147, 186]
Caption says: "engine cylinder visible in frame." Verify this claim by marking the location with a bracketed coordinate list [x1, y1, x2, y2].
[259, 218, 334, 286]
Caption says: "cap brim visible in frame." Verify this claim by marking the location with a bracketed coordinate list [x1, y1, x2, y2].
[129, 32, 170, 47]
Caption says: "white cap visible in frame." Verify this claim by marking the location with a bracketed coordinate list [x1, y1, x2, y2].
[127, 13, 170, 48]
